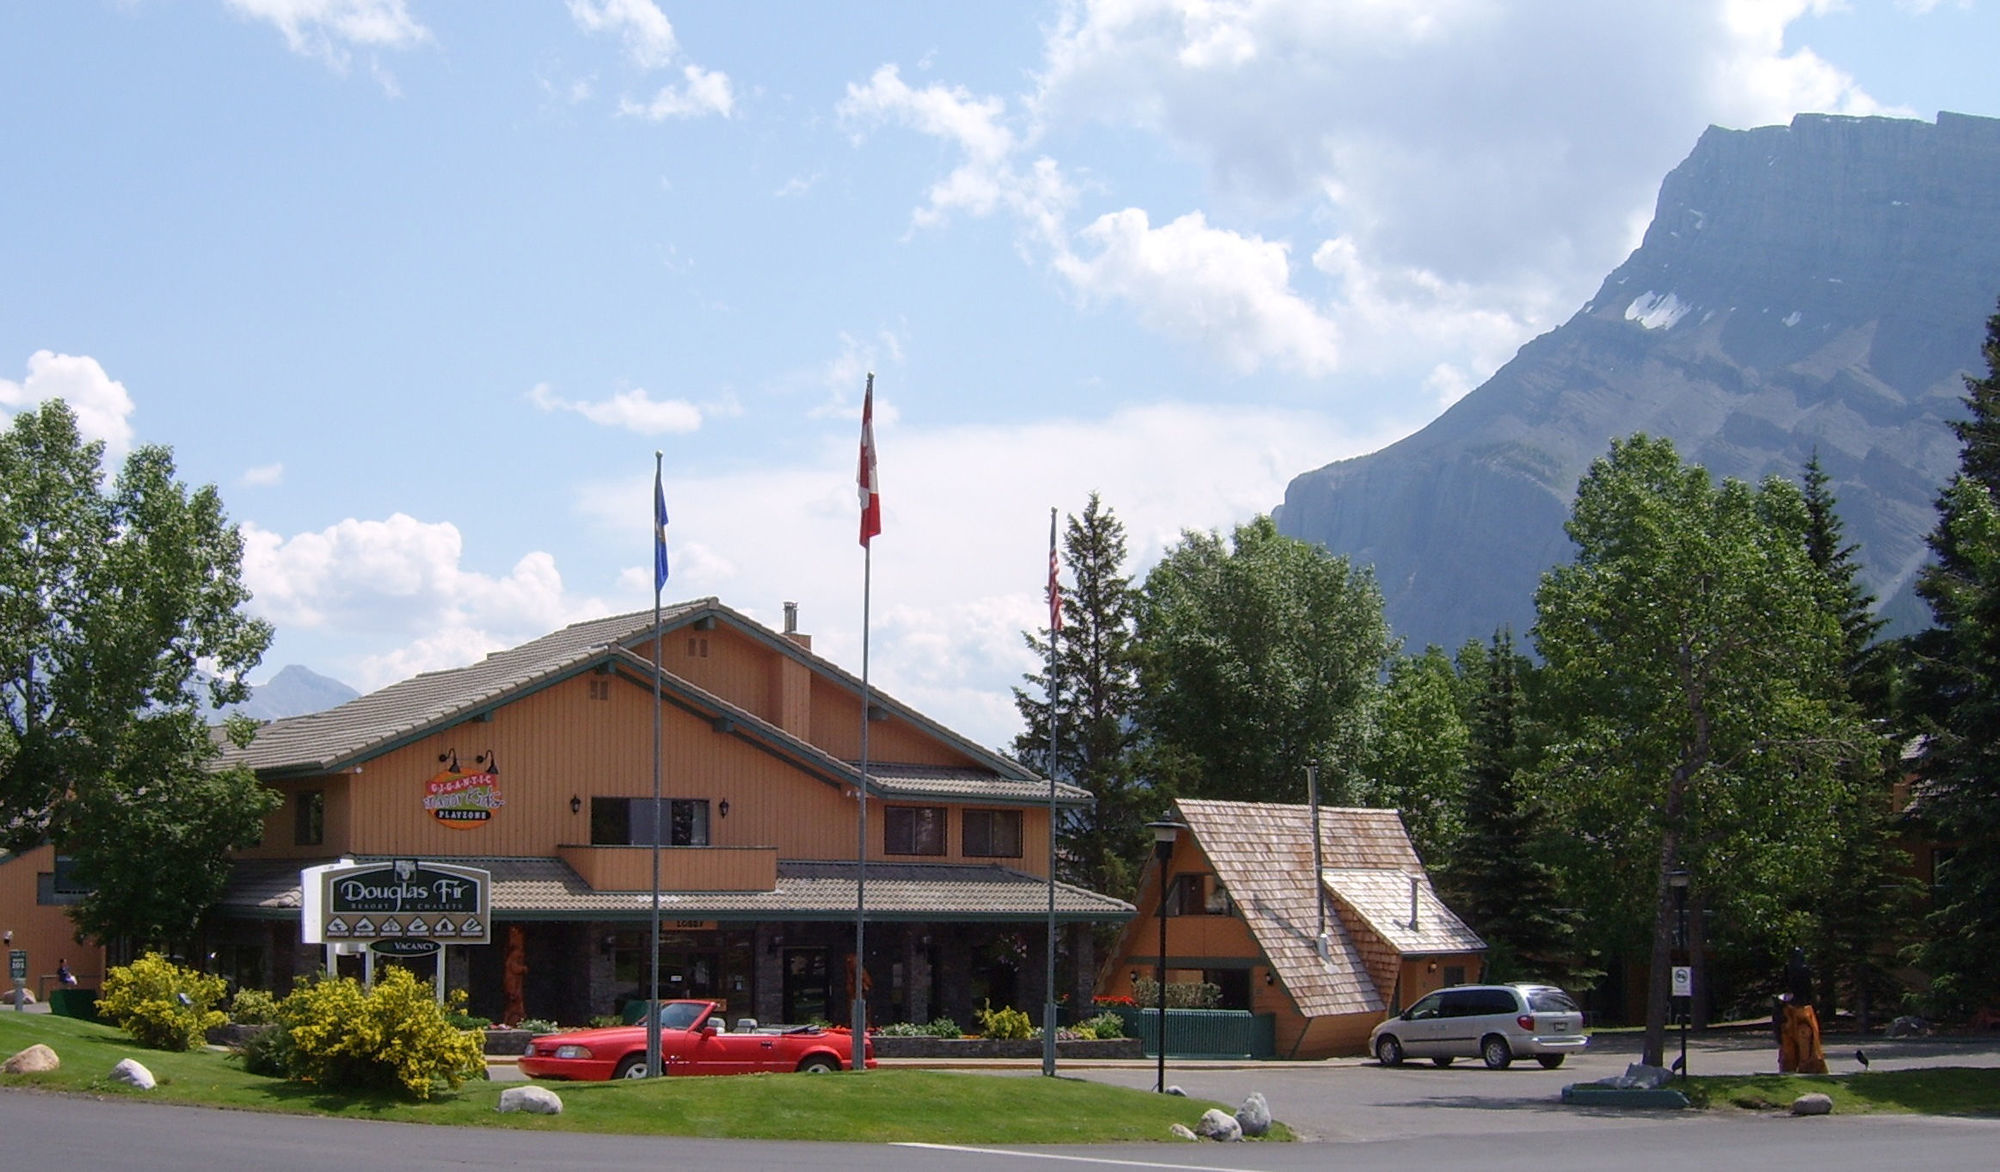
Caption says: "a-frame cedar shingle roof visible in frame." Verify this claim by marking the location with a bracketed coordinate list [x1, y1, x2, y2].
[1174, 799, 1482, 1019]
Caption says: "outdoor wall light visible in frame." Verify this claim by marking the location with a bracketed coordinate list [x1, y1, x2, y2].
[570, 795, 582, 815]
[1265, 970, 1275, 986]
[718, 800, 730, 818]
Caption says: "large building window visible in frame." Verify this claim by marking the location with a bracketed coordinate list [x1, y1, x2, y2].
[591, 797, 711, 846]
[294, 790, 324, 846]
[884, 805, 946, 856]
[961, 808, 1022, 858]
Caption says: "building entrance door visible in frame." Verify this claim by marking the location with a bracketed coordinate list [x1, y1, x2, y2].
[782, 947, 830, 1023]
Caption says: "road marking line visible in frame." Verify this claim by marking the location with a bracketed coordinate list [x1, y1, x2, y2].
[892, 1143, 1250, 1170]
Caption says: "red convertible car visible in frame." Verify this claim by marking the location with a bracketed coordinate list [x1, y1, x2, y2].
[517, 1000, 874, 1080]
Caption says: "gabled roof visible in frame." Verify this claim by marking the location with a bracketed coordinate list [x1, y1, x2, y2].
[1173, 799, 1483, 1019]
[216, 600, 1087, 806]
[221, 856, 1133, 923]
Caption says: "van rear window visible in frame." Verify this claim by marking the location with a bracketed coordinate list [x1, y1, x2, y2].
[1528, 989, 1580, 1013]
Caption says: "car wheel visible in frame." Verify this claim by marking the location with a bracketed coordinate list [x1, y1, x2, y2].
[1431, 1055, 1455, 1068]
[1537, 1054, 1566, 1069]
[1481, 1035, 1513, 1070]
[1375, 1035, 1404, 1066]
[797, 1054, 840, 1073]
[613, 1055, 650, 1079]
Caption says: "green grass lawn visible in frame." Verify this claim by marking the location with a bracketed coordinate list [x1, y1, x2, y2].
[0, 1011, 1288, 1142]
[1686, 1068, 2000, 1116]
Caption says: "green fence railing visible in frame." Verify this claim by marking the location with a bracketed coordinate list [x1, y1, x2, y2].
[1111, 1007, 1275, 1059]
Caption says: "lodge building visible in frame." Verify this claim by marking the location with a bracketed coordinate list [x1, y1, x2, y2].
[188, 600, 1133, 1027]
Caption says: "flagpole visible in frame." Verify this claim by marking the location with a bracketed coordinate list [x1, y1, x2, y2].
[1042, 505, 1060, 1077]
[853, 372, 880, 1074]
[647, 450, 665, 1079]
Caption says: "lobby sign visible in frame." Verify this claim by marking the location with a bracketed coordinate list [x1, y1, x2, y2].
[317, 860, 491, 945]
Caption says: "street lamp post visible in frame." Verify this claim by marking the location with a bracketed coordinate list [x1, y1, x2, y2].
[1147, 819, 1187, 1094]
[1669, 868, 1690, 1082]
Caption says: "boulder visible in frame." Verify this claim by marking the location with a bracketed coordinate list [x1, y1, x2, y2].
[1888, 1015, 1930, 1038]
[1162, 1083, 1186, 1097]
[1791, 1093, 1834, 1116]
[1194, 1108, 1243, 1142]
[109, 1059, 155, 1090]
[4, 1044, 59, 1074]
[1235, 1091, 1272, 1138]
[1168, 1124, 1198, 1141]
[3, 988, 35, 1005]
[497, 1085, 564, 1115]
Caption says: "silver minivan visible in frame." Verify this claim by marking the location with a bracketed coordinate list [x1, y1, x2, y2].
[1369, 983, 1588, 1069]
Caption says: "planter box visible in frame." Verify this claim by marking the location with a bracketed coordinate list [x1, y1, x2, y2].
[1109, 1007, 1277, 1059]
[870, 1036, 1144, 1060]
[47, 988, 98, 1022]
[483, 1028, 533, 1055]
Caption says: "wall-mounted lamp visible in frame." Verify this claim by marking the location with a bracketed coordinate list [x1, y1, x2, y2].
[718, 799, 730, 818]
[1264, 970, 1276, 986]
[1427, 961, 1438, 973]
[600, 933, 619, 956]
[766, 934, 784, 957]
[570, 795, 582, 815]
[1129, 969, 1139, 985]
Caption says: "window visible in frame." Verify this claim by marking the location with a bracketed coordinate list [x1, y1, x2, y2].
[294, 790, 324, 846]
[1165, 873, 1221, 916]
[884, 806, 946, 855]
[591, 797, 711, 846]
[961, 809, 1022, 858]
[36, 856, 89, 906]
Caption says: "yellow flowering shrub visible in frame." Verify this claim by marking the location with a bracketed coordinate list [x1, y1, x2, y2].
[277, 967, 486, 1099]
[99, 952, 228, 1051]
[974, 1000, 1034, 1040]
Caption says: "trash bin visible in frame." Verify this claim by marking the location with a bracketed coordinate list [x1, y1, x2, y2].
[47, 988, 98, 1021]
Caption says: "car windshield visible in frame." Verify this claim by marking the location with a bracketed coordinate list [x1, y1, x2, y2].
[657, 1002, 705, 1030]
[1527, 989, 1580, 1014]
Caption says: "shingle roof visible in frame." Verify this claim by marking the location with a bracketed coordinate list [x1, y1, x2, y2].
[865, 763, 1090, 806]
[218, 606, 706, 775]
[1321, 868, 1485, 955]
[1173, 799, 1482, 1019]
[221, 856, 1132, 923]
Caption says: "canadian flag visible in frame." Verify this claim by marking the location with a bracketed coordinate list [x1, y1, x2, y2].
[858, 374, 882, 546]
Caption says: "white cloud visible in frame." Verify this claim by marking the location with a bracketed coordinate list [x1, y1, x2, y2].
[621, 64, 735, 120]
[0, 350, 137, 463]
[242, 462, 285, 487]
[847, 1, 1890, 386]
[1056, 209, 1341, 376]
[569, 0, 679, 69]
[577, 400, 1410, 746]
[225, 0, 428, 70]
[241, 514, 608, 690]
[527, 382, 703, 434]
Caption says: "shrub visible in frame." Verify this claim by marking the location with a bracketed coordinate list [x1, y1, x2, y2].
[234, 1023, 291, 1077]
[98, 953, 228, 1051]
[1081, 1010, 1125, 1039]
[279, 968, 486, 1100]
[1129, 978, 1222, 1009]
[922, 1015, 963, 1038]
[228, 987, 282, 1025]
[877, 1021, 928, 1036]
[514, 1018, 560, 1036]
[445, 1010, 491, 1030]
[589, 1014, 620, 1029]
[974, 1001, 1034, 1040]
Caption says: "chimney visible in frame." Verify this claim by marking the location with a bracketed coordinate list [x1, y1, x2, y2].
[1408, 873, 1421, 931]
[781, 601, 810, 649]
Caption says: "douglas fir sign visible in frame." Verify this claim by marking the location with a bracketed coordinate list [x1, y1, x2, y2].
[317, 859, 491, 945]
[423, 748, 504, 828]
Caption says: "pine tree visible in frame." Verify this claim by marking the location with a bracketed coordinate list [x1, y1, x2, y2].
[1910, 299, 2000, 1018]
[1448, 630, 1579, 984]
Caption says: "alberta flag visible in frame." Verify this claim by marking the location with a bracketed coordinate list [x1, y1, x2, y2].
[654, 466, 670, 594]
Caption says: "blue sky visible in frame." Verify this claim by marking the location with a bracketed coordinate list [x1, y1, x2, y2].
[3, 1, 1994, 751]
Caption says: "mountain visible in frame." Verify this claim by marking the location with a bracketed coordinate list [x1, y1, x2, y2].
[221, 665, 359, 721]
[1275, 111, 2000, 655]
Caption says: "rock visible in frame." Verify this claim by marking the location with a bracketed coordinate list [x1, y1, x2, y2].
[3, 988, 35, 1005]
[1235, 1091, 1272, 1138]
[4, 1044, 59, 1074]
[1163, 1083, 1186, 1096]
[1620, 1063, 1674, 1089]
[1168, 1124, 1198, 1141]
[1889, 1015, 1930, 1038]
[1194, 1108, 1243, 1142]
[497, 1085, 564, 1115]
[109, 1059, 155, 1089]
[1791, 1093, 1834, 1116]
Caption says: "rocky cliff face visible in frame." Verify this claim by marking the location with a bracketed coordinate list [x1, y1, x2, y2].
[1276, 112, 2000, 654]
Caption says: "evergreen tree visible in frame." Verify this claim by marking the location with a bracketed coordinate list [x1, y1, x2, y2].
[1362, 646, 1468, 870]
[1447, 630, 1579, 984]
[1012, 493, 1153, 902]
[1910, 300, 2000, 1018]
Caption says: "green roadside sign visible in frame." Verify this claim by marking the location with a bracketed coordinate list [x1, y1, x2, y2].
[8, 949, 24, 981]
